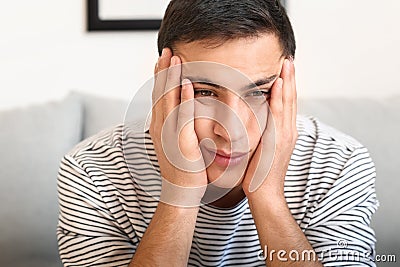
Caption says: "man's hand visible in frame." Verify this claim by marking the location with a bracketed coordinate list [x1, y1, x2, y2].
[131, 48, 206, 266]
[149, 48, 207, 207]
[241, 59, 322, 266]
[242, 58, 298, 197]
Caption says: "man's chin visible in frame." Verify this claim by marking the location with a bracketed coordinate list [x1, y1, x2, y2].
[205, 165, 245, 189]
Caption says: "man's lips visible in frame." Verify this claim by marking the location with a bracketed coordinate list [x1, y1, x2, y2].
[214, 150, 248, 159]
[204, 148, 249, 167]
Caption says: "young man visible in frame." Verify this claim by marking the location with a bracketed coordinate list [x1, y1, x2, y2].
[57, 0, 378, 266]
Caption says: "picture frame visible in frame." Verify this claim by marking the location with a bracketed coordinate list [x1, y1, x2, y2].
[87, 0, 287, 31]
[87, 0, 165, 31]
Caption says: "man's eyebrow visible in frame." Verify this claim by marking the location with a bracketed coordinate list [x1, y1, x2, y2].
[185, 75, 277, 91]
[186, 77, 224, 89]
[245, 75, 277, 90]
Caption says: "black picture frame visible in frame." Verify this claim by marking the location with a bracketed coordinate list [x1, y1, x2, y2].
[87, 0, 287, 32]
[87, 0, 162, 31]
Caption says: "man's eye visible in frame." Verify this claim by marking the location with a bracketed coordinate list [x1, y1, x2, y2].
[194, 89, 216, 97]
[247, 90, 271, 98]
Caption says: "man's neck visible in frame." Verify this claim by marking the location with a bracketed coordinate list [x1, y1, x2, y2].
[207, 185, 246, 209]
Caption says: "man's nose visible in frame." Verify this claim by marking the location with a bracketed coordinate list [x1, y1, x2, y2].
[213, 99, 248, 143]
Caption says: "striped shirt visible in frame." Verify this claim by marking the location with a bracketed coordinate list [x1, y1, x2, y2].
[57, 115, 379, 266]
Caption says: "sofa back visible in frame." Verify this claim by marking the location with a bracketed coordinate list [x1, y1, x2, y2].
[298, 96, 400, 260]
[0, 94, 82, 267]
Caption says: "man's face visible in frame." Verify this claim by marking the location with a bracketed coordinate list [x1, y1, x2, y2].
[174, 33, 285, 188]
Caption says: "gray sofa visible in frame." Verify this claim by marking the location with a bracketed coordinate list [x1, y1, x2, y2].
[0, 92, 398, 266]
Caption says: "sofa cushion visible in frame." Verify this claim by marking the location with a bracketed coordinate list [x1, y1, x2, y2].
[74, 92, 129, 139]
[0, 94, 82, 267]
[74, 91, 151, 139]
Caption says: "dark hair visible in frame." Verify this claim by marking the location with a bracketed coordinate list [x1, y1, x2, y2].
[157, 0, 296, 58]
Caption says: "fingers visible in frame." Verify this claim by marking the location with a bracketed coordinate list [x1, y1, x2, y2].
[151, 48, 173, 135]
[177, 78, 203, 163]
[153, 48, 173, 102]
[287, 59, 297, 141]
[269, 58, 297, 140]
[281, 59, 294, 130]
[163, 56, 182, 121]
[269, 76, 283, 128]
[177, 79, 195, 133]
[151, 48, 184, 139]
[247, 59, 297, 193]
[155, 48, 172, 74]
[291, 63, 298, 137]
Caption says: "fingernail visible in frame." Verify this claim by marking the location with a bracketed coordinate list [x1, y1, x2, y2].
[182, 78, 191, 86]
[162, 48, 167, 57]
[285, 59, 291, 70]
[170, 56, 176, 66]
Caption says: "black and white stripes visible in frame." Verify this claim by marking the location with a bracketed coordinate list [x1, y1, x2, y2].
[57, 115, 378, 266]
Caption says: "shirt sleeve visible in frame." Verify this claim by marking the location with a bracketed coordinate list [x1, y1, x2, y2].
[57, 155, 136, 266]
[305, 147, 379, 266]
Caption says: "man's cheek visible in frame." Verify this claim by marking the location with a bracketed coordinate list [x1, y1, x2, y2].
[247, 104, 268, 135]
[249, 115, 266, 141]
[194, 118, 213, 138]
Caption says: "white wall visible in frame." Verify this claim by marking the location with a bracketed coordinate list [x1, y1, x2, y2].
[0, 0, 158, 110]
[289, 0, 400, 98]
[0, 0, 399, 110]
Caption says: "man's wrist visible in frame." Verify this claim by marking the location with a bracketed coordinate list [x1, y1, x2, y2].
[160, 178, 206, 207]
[247, 187, 288, 215]
[153, 202, 200, 230]
[246, 175, 285, 202]
[157, 201, 200, 215]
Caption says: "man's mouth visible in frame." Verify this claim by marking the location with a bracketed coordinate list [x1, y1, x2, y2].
[205, 148, 249, 167]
